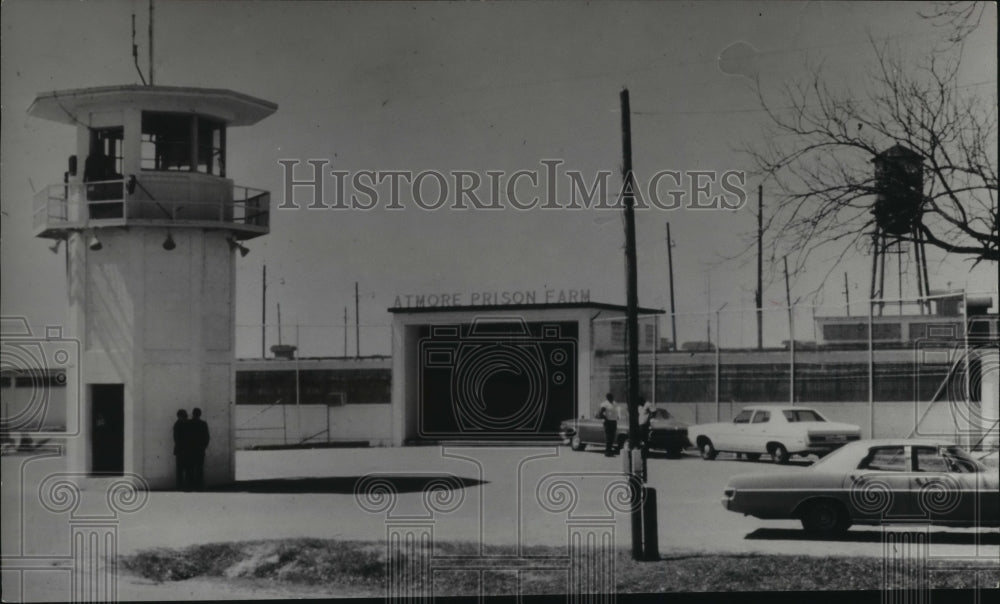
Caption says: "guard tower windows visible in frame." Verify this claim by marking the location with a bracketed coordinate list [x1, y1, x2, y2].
[87, 127, 124, 177]
[85, 127, 125, 209]
[141, 112, 226, 176]
[197, 117, 226, 177]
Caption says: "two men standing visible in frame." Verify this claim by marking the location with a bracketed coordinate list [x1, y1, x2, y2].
[598, 393, 657, 457]
[172, 408, 210, 490]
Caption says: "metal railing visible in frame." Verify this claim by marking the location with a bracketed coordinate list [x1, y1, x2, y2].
[33, 178, 270, 235]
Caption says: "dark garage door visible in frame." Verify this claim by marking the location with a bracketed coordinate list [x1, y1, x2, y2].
[417, 319, 577, 440]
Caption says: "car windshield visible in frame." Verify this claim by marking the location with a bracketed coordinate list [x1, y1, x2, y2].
[783, 409, 825, 422]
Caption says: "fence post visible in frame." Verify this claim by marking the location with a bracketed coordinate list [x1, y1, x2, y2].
[715, 307, 723, 421]
[788, 303, 795, 406]
[652, 317, 657, 405]
[868, 297, 875, 439]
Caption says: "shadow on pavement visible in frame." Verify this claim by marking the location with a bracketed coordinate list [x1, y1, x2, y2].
[202, 474, 488, 494]
[746, 527, 1000, 545]
[645, 451, 687, 460]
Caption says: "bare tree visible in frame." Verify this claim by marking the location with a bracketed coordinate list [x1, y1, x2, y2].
[745, 38, 998, 277]
[920, 1, 988, 45]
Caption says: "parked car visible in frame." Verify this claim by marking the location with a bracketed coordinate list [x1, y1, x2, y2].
[721, 439, 999, 535]
[559, 406, 689, 456]
[689, 405, 861, 464]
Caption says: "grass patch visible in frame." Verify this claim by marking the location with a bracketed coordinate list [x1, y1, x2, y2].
[121, 539, 999, 595]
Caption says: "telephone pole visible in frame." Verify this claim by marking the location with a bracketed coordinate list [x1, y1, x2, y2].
[355, 281, 360, 359]
[261, 264, 267, 358]
[756, 184, 763, 349]
[844, 272, 851, 316]
[620, 88, 656, 561]
[666, 222, 677, 350]
[784, 256, 795, 405]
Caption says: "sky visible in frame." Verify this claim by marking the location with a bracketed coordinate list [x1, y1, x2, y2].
[2, 1, 997, 355]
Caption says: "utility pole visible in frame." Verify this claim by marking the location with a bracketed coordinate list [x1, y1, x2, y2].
[261, 264, 266, 358]
[706, 274, 711, 345]
[277, 303, 283, 345]
[666, 222, 677, 351]
[784, 256, 795, 405]
[756, 184, 763, 350]
[343, 307, 348, 357]
[620, 88, 652, 561]
[355, 281, 360, 359]
[844, 272, 851, 316]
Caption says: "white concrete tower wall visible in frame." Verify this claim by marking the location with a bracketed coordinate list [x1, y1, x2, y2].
[64, 227, 236, 487]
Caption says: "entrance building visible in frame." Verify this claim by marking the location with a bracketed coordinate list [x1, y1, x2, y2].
[389, 302, 663, 445]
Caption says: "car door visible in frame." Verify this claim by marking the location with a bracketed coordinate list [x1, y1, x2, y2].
[723, 409, 753, 451]
[744, 410, 771, 453]
[579, 418, 602, 445]
[842, 445, 914, 523]
[911, 445, 984, 526]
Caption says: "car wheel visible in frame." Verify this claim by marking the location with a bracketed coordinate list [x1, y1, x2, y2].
[700, 440, 718, 460]
[771, 443, 790, 464]
[570, 435, 585, 451]
[745, 453, 761, 462]
[801, 499, 850, 535]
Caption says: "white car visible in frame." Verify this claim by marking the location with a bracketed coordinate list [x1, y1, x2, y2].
[689, 405, 861, 464]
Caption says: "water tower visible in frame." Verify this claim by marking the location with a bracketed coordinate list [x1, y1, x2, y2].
[870, 144, 931, 314]
[28, 85, 277, 488]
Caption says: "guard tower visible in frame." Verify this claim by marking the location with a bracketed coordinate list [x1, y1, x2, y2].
[28, 85, 277, 488]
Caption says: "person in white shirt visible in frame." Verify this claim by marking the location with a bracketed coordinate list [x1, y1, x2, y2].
[597, 393, 619, 457]
[638, 397, 656, 451]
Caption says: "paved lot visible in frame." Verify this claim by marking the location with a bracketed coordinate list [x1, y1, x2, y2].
[2, 446, 997, 600]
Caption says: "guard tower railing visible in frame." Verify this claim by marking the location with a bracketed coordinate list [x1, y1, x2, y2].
[33, 176, 270, 240]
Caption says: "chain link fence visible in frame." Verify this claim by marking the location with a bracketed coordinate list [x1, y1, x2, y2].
[235, 323, 393, 359]
[589, 292, 999, 448]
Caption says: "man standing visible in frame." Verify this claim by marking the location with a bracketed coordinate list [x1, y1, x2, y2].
[598, 393, 619, 457]
[172, 409, 190, 490]
[189, 408, 210, 490]
[637, 397, 656, 453]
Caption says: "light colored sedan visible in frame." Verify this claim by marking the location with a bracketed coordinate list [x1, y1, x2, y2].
[722, 439, 1000, 535]
[689, 405, 861, 464]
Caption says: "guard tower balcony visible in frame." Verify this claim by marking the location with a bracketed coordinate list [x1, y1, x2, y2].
[33, 176, 269, 240]
[28, 85, 278, 241]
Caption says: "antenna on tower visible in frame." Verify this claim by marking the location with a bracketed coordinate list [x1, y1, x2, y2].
[148, 0, 155, 85]
[131, 13, 147, 85]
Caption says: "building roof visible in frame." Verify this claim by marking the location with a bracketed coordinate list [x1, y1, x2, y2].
[388, 302, 665, 315]
[873, 143, 923, 161]
[28, 85, 278, 126]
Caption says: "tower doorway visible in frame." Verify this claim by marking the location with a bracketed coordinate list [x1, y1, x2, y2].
[91, 384, 124, 475]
